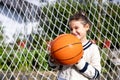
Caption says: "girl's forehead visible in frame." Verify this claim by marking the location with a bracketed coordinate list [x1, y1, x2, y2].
[69, 20, 85, 25]
[69, 21, 85, 28]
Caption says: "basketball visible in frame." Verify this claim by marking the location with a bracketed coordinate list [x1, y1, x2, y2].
[50, 34, 83, 65]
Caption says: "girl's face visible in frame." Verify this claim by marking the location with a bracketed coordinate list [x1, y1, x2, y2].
[69, 20, 89, 43]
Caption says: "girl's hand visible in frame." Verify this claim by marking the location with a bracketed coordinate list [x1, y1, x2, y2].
[49, 54, 60, 64]
[47, 41, 59, 64]
[47, 41, 52, 53]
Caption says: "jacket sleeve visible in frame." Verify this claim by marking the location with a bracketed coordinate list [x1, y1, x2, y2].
[74, 45, 101, 79]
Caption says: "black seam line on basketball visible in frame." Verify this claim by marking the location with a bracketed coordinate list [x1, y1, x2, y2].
[52, 42, 82, 54]
[56, 50, 83, 61]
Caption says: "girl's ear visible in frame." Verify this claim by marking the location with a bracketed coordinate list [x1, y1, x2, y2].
[85, 23, 90, 31]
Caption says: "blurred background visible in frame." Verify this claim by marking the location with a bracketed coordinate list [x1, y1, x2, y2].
[0, 0, 119, 80]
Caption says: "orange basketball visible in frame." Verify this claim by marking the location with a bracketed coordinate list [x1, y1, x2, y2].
[50, 34, 83, 65]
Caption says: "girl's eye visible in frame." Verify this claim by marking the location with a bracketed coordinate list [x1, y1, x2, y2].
[75, 26, 78, 29]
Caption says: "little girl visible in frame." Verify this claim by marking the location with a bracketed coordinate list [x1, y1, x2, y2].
[48, 10, 101, 80]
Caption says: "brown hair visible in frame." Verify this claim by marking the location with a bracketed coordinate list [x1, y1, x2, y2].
[69, 10, 91, 26]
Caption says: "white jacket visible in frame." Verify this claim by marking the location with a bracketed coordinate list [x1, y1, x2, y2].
[48, 40, 101, 80]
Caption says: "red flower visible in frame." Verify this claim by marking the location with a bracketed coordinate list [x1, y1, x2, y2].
[103, 39, 111, 48]
[18, 41, 26, 48]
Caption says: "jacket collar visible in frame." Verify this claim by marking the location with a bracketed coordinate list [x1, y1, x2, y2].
[83, 40, 92, 50]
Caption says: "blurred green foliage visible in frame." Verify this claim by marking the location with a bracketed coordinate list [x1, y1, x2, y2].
[0, 1, 119, 73]
[41, 1, 120, 48]
[0, 46, 49, 71]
